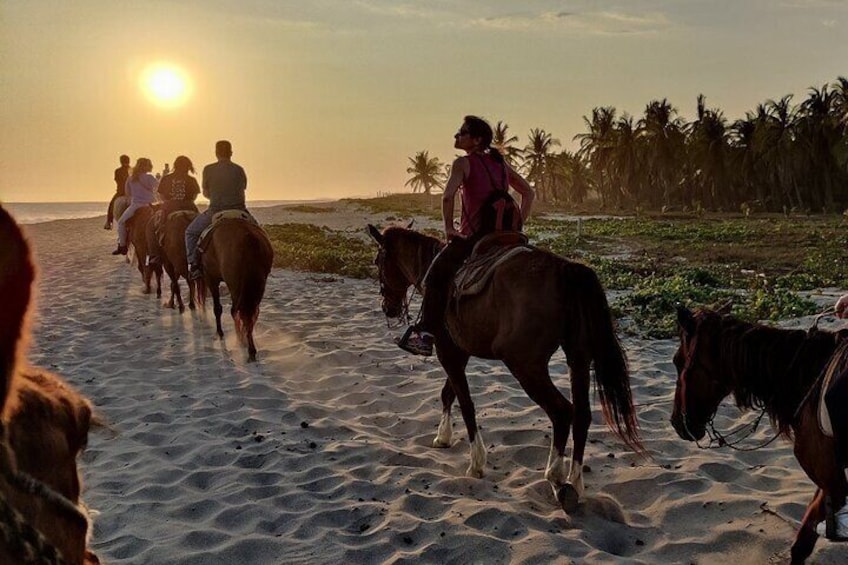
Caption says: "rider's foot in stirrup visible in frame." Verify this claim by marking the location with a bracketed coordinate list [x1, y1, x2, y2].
[816, 502, 848, 540]
[188, 264, 203, 281]
[147, 255, 161, 267]
[397, 327, 434, 356]
[111, 245, 128, 256]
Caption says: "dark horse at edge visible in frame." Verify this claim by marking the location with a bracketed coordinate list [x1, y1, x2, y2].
[369, 225, 642, 511]
[672, 306, 848, 564]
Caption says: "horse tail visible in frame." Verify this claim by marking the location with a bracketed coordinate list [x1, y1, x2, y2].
[566, 261, 643, 453]
[194, 277, 207, 309]
[0, 206, 35, 405]
[231, 233, 271, 345]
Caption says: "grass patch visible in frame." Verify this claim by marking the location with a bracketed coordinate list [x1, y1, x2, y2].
[265, 223, 374, 278]
[342, 193, 443, 220]
[284, 205, 336, 214]
[264, 201, 846, 338]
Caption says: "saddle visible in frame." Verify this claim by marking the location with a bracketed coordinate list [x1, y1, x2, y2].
[198, 209, 260, 249]
[155, 209, 198, 245]
[453, 231, 531, 298]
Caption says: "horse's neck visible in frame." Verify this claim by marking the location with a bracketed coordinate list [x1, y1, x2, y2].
[402, 236, 440, 290]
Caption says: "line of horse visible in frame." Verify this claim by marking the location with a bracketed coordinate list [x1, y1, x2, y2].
[121, 202, 274, 363]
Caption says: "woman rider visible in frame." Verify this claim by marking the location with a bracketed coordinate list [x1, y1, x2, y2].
[145, 155, 200, 266]
[398, 115, 535, 356]
[112, 158, 156, 255]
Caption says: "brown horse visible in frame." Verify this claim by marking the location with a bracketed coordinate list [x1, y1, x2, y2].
[0, 205, 99, 564]
[672, 306, 848, 564]
[160, 210, 197, 312]
[126, 205, 162, 297]
[368, 225, 641, 511]
[195, 219, 274, 362]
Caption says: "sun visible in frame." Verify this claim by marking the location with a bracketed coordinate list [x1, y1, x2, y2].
[140, 63, 192, 108]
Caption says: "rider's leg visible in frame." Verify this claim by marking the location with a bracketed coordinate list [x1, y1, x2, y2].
[114, 203, 142, 254]
[399, 237, 472, 356]
[185, 210, 212, 276]
[818, 366, 848, 539]
[146, 216, 161, 265]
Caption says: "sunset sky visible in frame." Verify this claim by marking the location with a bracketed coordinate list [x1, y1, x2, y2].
[1, 0, 846, 203]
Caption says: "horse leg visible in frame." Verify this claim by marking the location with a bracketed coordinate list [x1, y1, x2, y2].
[173, 277, 184, 313]
[435, 337, 480, 477]
[155, 267, 162, 299]
[506, 358, 575, 511]
[210, 283, 224, 338]
[562, 357, 592, 512]
[791, 488, 825, 564]
[433, 379, 456, 448]
[187, 274, 196, 310]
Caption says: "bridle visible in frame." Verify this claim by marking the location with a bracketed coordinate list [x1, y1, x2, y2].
[375, 246, 416, 327]
[677, 317, 781, 452]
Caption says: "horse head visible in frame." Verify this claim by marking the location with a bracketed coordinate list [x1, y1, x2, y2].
[368, 224, 413, 319]
[671, 306, 734, 441]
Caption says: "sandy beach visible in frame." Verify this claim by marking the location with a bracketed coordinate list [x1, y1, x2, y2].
[16, 204, 848, 564]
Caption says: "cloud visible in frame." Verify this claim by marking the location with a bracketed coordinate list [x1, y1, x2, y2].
[467, 9, 674, 35]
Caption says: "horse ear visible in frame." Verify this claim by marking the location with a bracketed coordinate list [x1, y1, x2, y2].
[676, 304, 696, 335]
[406, 219, 414, 229]
[367, 224, 384, 246]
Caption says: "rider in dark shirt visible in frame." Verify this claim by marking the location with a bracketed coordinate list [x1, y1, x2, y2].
[146, 155, 200, 266]
[105, 154, 131, 230]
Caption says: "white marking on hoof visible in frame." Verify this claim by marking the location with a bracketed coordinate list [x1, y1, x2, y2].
[465, 432, 486, 478]
[566, 459, 585, 499]
[433, 411, 452, 448]
[544, 444, 568, 491]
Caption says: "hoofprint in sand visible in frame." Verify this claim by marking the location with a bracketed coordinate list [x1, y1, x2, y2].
[19, 206, 848, 564]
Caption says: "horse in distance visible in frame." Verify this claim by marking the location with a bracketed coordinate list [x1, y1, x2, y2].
[194, 217, 274, 362]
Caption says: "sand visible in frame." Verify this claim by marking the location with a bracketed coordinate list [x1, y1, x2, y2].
[16, 203, 848, 564]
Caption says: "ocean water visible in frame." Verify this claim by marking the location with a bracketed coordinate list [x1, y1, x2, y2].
[3, 200, 311, 225]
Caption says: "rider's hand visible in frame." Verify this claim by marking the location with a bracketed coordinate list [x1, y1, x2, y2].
[445, 227, 463, 240]
[836, 294, 848, 319]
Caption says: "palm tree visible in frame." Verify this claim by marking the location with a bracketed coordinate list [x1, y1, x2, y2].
[575, 107, 617, 207]
[405, 151, 445, 195]
[493, 121, 522, 166]
[522, 128, 560, 202]
[637, 99, 686, 207]
[686, 94, 731, 210]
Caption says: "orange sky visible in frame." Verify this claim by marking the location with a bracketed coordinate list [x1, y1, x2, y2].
[2, 0, 846, 202]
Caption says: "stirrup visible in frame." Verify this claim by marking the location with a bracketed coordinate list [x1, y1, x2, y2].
[111, 245, 128, 256]
[188, 266, 203, 281]
[396, 327, 434, 356]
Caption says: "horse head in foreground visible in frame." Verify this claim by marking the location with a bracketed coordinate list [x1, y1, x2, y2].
[0, 205, 100, 564]
[369, 224, 642, 512]
[195, 215, 274, 362]
[672, 306, 848, 564]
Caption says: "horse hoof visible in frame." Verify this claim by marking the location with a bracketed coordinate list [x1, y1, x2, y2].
[465, 467, 484, 479]
[557, 484, 580, 513]
[432, 438, 450, 448]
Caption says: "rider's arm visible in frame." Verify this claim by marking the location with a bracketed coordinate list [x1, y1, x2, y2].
[507, 165, 535, 223]
[442, 157, 468, 237]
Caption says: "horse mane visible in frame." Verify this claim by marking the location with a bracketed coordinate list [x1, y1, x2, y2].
[707, 311, 841, 436]
[382, 227, 444, 287]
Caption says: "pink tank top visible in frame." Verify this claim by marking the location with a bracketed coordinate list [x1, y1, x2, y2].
[459, 153, 508, 236]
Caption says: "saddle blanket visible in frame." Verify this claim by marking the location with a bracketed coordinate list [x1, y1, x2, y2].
[453, 241, 531, 297]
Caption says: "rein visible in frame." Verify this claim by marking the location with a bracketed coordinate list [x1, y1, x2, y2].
[376, 235, 441, 328]
[680, 310, 834, 452]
